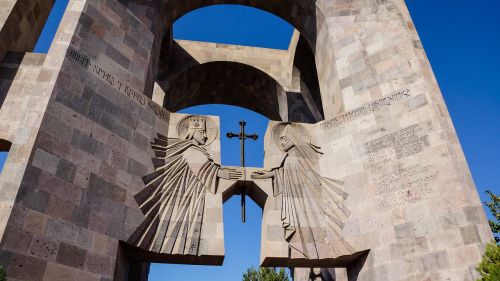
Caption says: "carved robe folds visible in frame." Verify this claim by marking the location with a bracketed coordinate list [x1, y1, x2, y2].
[269, 153, 353, 260]
[125, 114, 233, 265]
[128, 137, 220, 255]
[257, 122, 367, 267]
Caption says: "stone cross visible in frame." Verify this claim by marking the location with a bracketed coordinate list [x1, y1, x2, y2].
[226, 121, 258, 223]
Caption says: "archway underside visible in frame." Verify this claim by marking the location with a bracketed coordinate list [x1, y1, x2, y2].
[161, 0, 319, 49]
[161, 62, 285, 121]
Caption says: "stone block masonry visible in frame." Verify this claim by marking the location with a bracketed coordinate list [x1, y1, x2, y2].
[0, 0, 492, 280]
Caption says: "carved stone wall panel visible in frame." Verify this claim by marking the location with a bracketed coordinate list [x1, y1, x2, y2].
[125, 113, 227, 265]
[257, 121, 368, 267]
[0, 1, 172, 280]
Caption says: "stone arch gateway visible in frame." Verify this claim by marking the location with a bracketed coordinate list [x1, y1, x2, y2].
[0, 1, 492, 281]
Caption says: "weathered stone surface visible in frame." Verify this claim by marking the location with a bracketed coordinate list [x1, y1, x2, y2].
[43, 262, 78, 281]
[56, 243, 87, 269]
[29, 234, 59, 261]
[8, 252, 47, 281]
[86, 251, 114, 277]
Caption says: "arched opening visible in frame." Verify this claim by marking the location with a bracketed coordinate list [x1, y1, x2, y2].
[139, 4, 333, 278]
[161, 2, 319, 49]
[145, 104, 292, 280]
[173, 4, 294, 50]
[153, 3, 333, 122]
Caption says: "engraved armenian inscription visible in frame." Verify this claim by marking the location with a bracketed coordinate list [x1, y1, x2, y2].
[364, 123, 438, 209]
[67, 48, 169, 120]
[365, 123, 431, 170]
[320, 89, 411, 130]
[375, 165, 438, 209]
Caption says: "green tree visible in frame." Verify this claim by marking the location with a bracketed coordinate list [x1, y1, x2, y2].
[485, 190, 499, 243]
[476, 241, 500, 281]
[0, 265, 6, 281]
[476, 190, 500, 281]
[243, 267, 289, 281]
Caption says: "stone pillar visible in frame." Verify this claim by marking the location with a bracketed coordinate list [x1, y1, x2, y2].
[312, 0, 492, 280]
[0, 0, 166, 280]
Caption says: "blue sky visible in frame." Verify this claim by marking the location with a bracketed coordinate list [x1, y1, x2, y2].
[0, 0, 498, 280]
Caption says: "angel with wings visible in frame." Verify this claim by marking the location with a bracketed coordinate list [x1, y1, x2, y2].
[128, 115, 241, 256]
[252, 123, 354, 260]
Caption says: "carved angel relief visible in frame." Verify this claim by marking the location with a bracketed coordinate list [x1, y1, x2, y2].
[128, 115, 241, 256]
[253, 123, 355, 261]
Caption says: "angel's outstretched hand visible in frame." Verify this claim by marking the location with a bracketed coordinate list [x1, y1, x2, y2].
[251, 170, 274, 179]
[218, 168, 243, 180]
